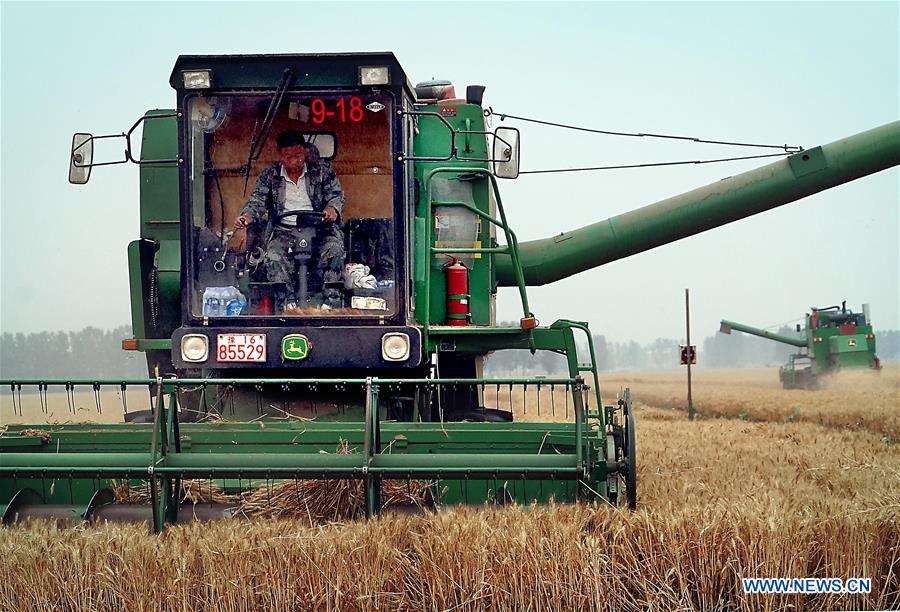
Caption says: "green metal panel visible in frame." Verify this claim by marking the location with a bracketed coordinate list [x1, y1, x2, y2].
[828, 334, 868, 354]
[139, 111, 179, 242]
[156, 239, 181, 334]
[127, 240, 154, 339]
[495, 121, 900, 286]
[138, 112, 181, 343]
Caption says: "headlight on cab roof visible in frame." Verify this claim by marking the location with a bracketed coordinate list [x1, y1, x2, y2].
[182, 70, 212, 89]
[381, 332, 410, 362]
[181, 334, 209, 362]
[359, 66, 389, 86]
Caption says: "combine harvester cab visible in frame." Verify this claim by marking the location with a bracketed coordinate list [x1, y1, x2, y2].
[720, 301, 881, 389]
[2, 53, 898, 531]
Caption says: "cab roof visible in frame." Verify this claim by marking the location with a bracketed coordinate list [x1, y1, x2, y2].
[169, 52, 414, 95]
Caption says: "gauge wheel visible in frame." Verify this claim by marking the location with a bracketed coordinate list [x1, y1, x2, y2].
[622, 388, 637, 511]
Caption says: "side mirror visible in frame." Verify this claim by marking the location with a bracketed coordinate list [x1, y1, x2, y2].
[69, 133, 93, 184]
[492, 126, 520, 179]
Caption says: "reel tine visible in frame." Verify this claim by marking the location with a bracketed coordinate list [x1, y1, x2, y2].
[8, 383, 15, 416]
[38, 382, 48, 414]
[121, 382, 128, 414]
[201, 383, 209, 416]
[66, 382, 76, 414]
[479, 382, 485, 420]
[93, 382, 102, 414]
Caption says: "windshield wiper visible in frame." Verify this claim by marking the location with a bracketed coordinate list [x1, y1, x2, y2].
[242, 67, 295, 195]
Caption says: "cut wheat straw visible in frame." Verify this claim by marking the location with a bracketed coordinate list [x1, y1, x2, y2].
[239, 440, 433, 521]
[110, 441, 433, 524]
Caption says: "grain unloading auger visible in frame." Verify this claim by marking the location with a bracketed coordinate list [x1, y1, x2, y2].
[720, 302, 882, 389]
[2, 53, 898, 531]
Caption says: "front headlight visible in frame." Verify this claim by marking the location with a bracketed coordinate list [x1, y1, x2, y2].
[182, 70, 212, 89]
[181, 334, 209, 362]
[381, 333, 410, 362]
[359, 66, 389, 86]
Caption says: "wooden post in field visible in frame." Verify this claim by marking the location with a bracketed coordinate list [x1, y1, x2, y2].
[684, 288, 696, 421]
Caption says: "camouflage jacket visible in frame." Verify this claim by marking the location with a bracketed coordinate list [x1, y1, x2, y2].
[240, 158, 345, 225]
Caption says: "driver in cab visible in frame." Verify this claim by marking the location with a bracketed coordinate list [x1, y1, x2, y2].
[234, 130, 346, 311]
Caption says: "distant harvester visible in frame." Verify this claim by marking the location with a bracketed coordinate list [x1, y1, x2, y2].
[720, 301, 881, 389]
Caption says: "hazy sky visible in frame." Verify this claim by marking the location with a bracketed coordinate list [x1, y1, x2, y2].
[1, 1, 897, 346]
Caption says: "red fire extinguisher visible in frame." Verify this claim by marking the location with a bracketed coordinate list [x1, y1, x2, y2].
[445, 256, 470, 326]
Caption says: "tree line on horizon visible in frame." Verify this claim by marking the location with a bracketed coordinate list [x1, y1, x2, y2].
[0, 325, 897, 378]
[484, 324, 900, 375]
[0, 326, 147, 379]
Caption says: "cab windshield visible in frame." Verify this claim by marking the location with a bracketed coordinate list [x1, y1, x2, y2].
[186, 93, 395, 318]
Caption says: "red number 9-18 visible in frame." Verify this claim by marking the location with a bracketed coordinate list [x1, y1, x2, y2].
[311, 97, 364, 124]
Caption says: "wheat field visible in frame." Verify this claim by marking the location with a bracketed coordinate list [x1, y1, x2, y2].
[1, 366, 898, 610]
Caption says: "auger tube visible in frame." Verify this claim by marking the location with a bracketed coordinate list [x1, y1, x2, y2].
[495, 121, 900, 286]
[719, 320, 807, 348]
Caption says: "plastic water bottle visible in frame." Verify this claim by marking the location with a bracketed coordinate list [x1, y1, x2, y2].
[202, 287, 246, 316]
[223, 287, 247, 316]
[202, 287, 224, 316]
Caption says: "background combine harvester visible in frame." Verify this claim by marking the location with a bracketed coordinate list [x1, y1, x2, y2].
[720, 301, 882, 389]
[1, 53, 898, 532]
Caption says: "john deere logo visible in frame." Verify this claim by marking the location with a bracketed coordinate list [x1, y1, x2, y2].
[281, 334, 311, 360]
[847, 339, 857, 347]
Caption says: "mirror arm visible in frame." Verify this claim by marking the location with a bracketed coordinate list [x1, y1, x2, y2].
[75, 113, 180, 170]
[398, 110, 519, 166]
[398, 110, 458, 161]
[125, 112, 179, 165]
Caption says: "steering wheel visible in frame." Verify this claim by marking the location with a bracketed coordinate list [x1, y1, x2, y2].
[275, 210, 326, 227]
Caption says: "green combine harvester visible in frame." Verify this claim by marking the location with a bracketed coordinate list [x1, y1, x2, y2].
[2, 53, 898, 531]
[720, 302, 882, 389]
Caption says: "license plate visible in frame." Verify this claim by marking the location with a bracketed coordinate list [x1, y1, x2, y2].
[216, 334, 266, 362]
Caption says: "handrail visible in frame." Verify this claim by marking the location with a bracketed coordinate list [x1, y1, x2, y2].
[551, 320, 604, 412]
